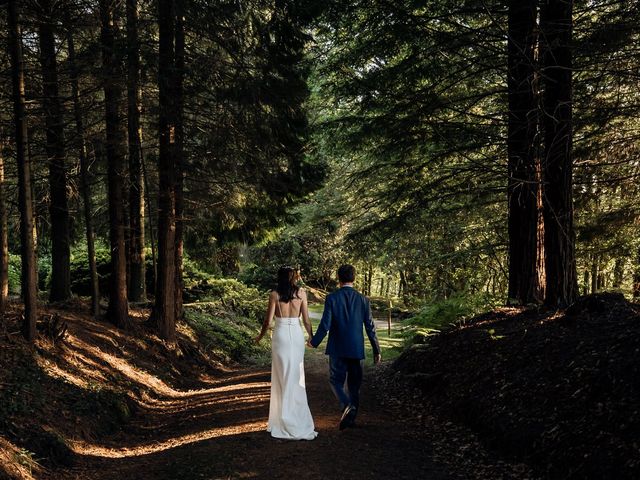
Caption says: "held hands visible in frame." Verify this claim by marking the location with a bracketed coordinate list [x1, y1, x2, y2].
[374, 353, 382, 365]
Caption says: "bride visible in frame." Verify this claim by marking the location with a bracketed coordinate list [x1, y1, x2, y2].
[254, 266, 318, 440]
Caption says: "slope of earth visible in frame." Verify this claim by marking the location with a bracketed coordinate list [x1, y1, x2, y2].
[1, 299, 535, 480]
[392, 292, 640, 479]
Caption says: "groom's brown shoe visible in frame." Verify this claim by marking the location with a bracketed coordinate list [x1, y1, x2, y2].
[339, 405, 357, 430]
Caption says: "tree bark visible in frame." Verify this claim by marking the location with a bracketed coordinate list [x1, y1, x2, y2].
[0, 140, 8, 317]
[174, 0, 185, 321]
[38, 0, 72, 302]
[399, 270, 408, 301]
[540, 0, 578, 307]
[126, 0, 146, 302]
[590, 254, 598, 294]
[141, 152, 157, 285]
[506, 0, 543, 305]
[154, 0, 177, 343]
[7, 0, 38, 341]
[100, 0, 130, 328]
[633, 249, 640, 298]
[613, 257, 624, 289]
[66, 20, 100, 317]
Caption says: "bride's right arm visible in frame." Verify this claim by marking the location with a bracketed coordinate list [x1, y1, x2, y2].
[254, 291, 277, 343]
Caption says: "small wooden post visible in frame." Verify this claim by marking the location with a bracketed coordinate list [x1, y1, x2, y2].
[388, 299, 392, 336]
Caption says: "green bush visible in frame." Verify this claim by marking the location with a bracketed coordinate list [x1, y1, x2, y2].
[403, 293, 500, 343]
[69, 244, 112, 297]
[183, 277, 270, 364]
[182, 254, 216, 289]
[8, 253, 21, 295]
[184, 277, 265, 320]
[184, 309, 270, 364]
[38, 254, 52, 291]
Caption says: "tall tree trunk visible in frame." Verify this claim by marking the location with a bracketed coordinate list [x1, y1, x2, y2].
[100, 0, 130, 329]
[613, 257, 624, 289]
[142, 153, 157, 286]
[126, 0, 146, 302]
[633, 249, 640, 298]
[399, 270, 408, 302]
[0, 140, 8, 317]
[507, 0, 543, 305]
[7, 0, 38, 341]
[174, 0, 185, 321]
[66, 21, 100, 317]
[155, 0, 177, 343]
[540, 0, 578, 307]
[582, 268, 589, 296]
[38, 0, 71, 302]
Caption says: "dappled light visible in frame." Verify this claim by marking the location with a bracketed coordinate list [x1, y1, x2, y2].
[1, 0, 638, 478]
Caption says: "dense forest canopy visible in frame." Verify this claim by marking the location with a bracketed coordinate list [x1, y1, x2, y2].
[0, 0, 638, 340]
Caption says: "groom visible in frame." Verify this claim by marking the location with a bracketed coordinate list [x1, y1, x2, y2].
[308, 264, 381, 430]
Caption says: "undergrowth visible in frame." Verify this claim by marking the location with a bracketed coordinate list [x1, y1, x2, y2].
[401, 293, 500, 344]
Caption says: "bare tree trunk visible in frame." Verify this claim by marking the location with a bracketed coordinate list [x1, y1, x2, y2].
[613, 257, 624, 289]
[7, 0, 38, 341]
[154, 0, 177, 343]
[174, 0, 185, 321]
[100, 0, 130, 329]
[0, 140, 8, 317]
[66, 21, 100, 317]
[399, 270, 408, 302]
[507, 0, 543, 306]
[126, 0, 146, 302]
[541, 0, 578, 307]
[141, 152, 157, 284]
[633, 249, 640, 299]
[38, 0, 71, 302]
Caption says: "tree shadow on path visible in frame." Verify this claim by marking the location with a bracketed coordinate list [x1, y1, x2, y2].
[52, 350, 452, 480]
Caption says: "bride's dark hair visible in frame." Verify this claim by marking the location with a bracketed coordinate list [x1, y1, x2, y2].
[275, 266, 300, 303]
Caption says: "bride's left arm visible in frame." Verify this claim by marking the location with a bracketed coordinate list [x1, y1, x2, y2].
[254, 291, 277, 343]
[300, 289, 313, 339]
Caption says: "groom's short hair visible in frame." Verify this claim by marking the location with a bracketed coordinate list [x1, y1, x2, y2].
[338, 264, 356, 283]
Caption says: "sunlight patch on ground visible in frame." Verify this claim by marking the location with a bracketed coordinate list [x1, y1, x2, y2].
[0, 437, 40, 480]
[70, 419, 266, 459]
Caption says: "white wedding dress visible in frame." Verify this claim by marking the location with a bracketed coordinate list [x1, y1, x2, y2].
[267, 313, 318, 440]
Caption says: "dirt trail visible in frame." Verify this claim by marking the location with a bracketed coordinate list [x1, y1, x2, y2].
[49, 347, 456, 480]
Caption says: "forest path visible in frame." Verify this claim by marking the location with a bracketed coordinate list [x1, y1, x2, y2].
[50, 347, 458, 480]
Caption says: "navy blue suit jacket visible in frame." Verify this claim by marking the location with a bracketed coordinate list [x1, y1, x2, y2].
[310, 286, 380, 359]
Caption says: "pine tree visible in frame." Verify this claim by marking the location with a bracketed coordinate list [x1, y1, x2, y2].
[7, 0, 38, 341]
[100, 0, 131, 328]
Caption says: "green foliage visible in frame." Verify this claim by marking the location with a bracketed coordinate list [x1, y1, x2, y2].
[37, 254, 52, 291]
[185, 309, 269, 364]
[184, 277, 265, 320]
[69, 243, 112, 297]
[8, 253, 21, 295]
[240, 228, 347, 290]
[183, 276, 270, 363]
[403, 293, 500, 344]
[182, 254, 217, 289]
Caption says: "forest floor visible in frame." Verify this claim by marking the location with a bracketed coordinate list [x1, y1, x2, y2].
[393, 292, 640, 479]
[1, 301, 535, 480]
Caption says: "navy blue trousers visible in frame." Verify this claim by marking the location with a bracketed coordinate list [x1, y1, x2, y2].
[329, 356, 364, 410]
